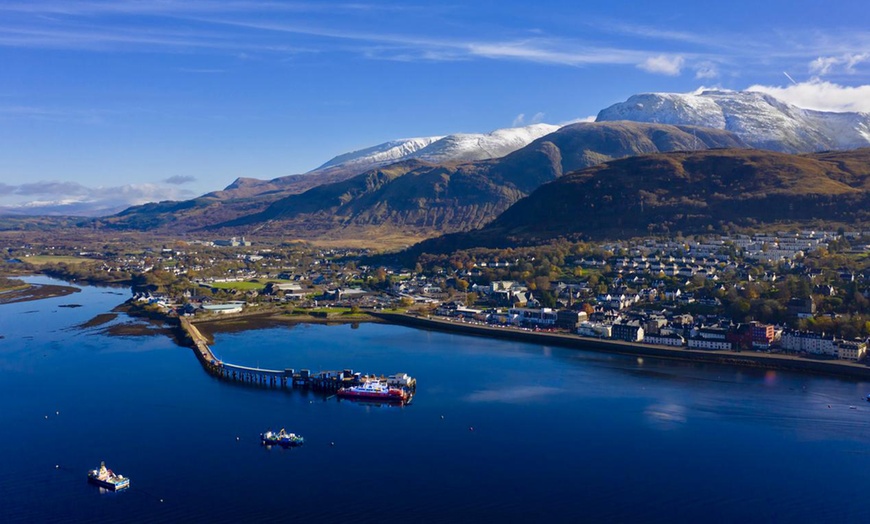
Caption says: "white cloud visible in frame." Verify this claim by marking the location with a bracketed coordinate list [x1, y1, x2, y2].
[511, 111, 546, 127]
[638, 54, 684, 76]
[559, 115, 597, 125]
[747, 79, 870, 113]
[695, 61, 719, 80]
[0, 180, 196, 216]
[809, 53, 870, 75]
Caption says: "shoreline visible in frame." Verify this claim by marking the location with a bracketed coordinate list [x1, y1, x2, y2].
[167, 308, 378, 342]
[372, 312, 870, 381]
[154, 303, 870, 381]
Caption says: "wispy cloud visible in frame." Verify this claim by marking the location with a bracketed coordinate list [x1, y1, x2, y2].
[15, 181, 84, 196]
[810, 53, 870, 76]
[0, 4, 688, 69]
[0, 104, 125, 124]
[163, 175, 197, 185]
[0, 180, 196, 216]
[512, 112, 545, 127]
[638, 54, 685, 76]
[694, 61, 719, 80]
[2, 1, 870, 82]
[747, 79, 870, 113]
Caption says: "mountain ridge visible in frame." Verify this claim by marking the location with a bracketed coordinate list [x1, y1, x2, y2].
[597, 90, 870, 153]
[199, 122, 745, 242]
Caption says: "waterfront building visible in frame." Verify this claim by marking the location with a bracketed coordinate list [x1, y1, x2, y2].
[508, 307, 558, 327]
[687, 337, 733, 350]
[781, 330, 836, 356]
[751, 322, 775, 349]
[611, 322, 644, 342]
[836, 339, 867, 361]
[644, 332, 686, 347]
[202, 302, 245, 314]
[577, 321, 611, 338]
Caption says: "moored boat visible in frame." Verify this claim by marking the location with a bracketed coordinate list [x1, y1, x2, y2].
[261, 428, 304, 447]
[337, 381, 409, 403]
[87, 461, 130, 491]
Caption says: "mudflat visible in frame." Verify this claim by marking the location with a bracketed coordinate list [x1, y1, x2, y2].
[0, 283, 80, 305]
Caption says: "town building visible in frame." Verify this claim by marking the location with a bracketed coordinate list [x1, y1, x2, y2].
[644, 332, 686, 347]
[836, 340, 867, 361]
[611, 322, 644, 342]
[781, 330, 836, 356]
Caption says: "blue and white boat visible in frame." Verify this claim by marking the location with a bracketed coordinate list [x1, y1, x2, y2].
[261, 428, 304, 447]
[87, 461, 130, 491]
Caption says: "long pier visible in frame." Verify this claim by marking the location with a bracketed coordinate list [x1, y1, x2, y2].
[177, 317, 416, 393]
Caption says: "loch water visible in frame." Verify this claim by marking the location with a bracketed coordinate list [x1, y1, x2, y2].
[1, 277, 869, 523]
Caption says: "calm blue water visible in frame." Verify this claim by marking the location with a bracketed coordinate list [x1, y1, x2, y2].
[2, 276, 870, 523]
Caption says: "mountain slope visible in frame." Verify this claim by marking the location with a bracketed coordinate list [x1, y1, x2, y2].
[95, 123, 564, 231]
[408, 148, 870, 253]
[208, 122, 745, 241]
[597, 90, 870, 153]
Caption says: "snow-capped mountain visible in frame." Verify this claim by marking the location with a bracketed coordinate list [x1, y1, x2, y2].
[310, 123, 561, 173]
[313, 136, 445, 171]
[596, 90, 870, 153]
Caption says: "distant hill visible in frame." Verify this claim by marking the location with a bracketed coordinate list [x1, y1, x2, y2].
[197, 122, 745, 243]
[407, 148, 870, 254]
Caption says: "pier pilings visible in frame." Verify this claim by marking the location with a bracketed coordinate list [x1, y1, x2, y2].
[176, 316, 416, 395]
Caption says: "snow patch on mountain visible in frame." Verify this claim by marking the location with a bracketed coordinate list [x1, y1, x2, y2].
[311, 123, 561, 174]
[596, 90, 870, 153]
[408, 123, 561, 164]
[313, 136, 445, 171]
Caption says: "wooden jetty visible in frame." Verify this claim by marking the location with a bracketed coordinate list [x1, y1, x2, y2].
[178, 317, 416, 394]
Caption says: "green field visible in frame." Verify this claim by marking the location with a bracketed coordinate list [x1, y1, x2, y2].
[209, 280, 266, 291]
[24, 255, 98, 266]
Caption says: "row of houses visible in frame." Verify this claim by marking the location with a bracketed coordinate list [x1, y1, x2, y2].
[436, 302, 867, 362]
[603, 321, 866, 361]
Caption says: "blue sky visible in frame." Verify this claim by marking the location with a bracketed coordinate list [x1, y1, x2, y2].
[1, 0, 869, 213]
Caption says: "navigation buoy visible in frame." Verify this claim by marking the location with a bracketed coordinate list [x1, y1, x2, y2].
[331, 442, 335, 446]
[469, 426, 474, 432]
[56, 411, 60, 415]
[55, 465, 59, 469]
[44, 415, 48, 419]
[236, 436, 240, 441]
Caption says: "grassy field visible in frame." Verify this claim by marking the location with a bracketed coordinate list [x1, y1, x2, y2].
[24, 255, 98, 266]
[209, 280, 266, 291]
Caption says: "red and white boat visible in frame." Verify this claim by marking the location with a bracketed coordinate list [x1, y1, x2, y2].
[337, 381, 409, 403]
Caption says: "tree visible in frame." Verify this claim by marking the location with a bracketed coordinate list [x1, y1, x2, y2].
[399, 297, 415, 308]
[539, 290, 557, 308]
